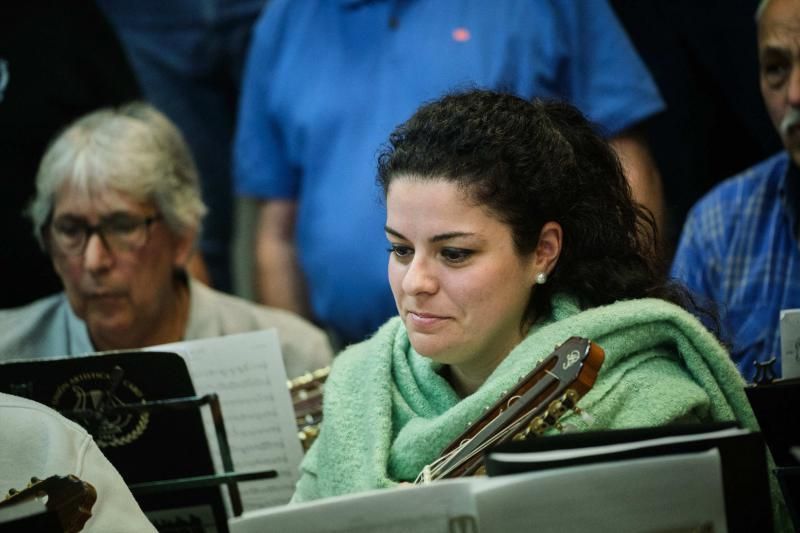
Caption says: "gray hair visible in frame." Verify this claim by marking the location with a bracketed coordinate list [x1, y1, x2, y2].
[29, 101, 207, 248]
[755, 0, 772, 22]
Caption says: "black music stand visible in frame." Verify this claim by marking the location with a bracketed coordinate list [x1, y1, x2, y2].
[746, 377, 800, 531]
[0, 351, 276, 533]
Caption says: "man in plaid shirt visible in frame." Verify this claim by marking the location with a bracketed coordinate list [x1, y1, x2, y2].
[671, 0, 800, 381]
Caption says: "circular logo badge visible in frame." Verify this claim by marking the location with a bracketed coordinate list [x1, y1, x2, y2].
[52, 372, 149, 448]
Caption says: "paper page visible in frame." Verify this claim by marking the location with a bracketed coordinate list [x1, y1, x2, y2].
[473, 450, 727, 532]
[149, 329, 303, 510]
[780, 308, 800, 378]
[229, 479, 479, 533]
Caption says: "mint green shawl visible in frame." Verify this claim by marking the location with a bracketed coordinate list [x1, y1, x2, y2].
[293, 295, 756, 502]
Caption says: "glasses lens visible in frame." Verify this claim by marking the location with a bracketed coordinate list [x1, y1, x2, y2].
[51, 221, 87, 255]
[103, 216, 149, 251]
[50, 214, 155, 255]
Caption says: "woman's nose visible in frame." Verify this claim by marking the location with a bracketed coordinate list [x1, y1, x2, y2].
[402, 256, 438, 295]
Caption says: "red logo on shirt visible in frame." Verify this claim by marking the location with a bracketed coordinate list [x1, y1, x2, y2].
[452, 27, 471, 42]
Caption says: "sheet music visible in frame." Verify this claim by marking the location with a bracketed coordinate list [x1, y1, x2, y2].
[230, 479, 479, 533]
[475, 451, 727, 532]
[149, 329, 303, 510]
[230, 451, 727, 533]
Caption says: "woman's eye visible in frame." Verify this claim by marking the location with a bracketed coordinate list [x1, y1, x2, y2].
[441, 248, 472, 263]
[388, 244, 413, 258]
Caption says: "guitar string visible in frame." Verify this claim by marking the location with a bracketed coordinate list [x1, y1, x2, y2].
[424, 386, 558, 481]
[417, 343, 590, 482]
[427, 387, 582, 481]
[422, 415, 516, 482]
[429, 421, 522, 480]
[416, 394, 525, 484]
[427, 414, 530, 481]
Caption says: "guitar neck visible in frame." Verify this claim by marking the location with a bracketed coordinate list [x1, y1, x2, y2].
[0, 475, 97, 532]
[422, 337, 605, 482]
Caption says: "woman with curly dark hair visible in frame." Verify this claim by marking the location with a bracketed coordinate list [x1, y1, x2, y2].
[292, 90, 759, 502]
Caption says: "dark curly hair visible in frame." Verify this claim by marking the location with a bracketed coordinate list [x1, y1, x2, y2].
[378, 89, 696, 327]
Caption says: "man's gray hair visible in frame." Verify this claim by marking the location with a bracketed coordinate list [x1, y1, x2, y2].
[29, 102, 207, 248]
[755, 0, 772, 22]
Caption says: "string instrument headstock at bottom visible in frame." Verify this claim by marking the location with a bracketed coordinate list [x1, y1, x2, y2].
[0, 474, 97, 532]
[417, 337, 605, 483]
[288, 366, 330, 451]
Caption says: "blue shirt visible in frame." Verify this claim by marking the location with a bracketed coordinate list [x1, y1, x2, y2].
[671, 152, 800, 381]
[235, 0, 665, 344]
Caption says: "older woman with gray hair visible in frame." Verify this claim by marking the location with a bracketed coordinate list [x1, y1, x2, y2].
[0, 102, 332, 378]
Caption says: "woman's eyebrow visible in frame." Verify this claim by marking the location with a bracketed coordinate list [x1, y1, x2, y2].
[385, 226, 475, 243]
[384, 225, 405, 239]
[430, 231, 475, 243]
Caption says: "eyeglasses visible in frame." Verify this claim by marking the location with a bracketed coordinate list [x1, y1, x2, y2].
[49, 214, 163, 256]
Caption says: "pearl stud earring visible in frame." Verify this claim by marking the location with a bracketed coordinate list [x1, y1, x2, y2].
[536, 272, 547, 285]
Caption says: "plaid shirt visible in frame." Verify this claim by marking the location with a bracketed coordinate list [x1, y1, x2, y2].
[671, 151, 800, 381]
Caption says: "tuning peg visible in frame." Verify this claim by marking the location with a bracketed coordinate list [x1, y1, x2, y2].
[527, 417, 547, 436]
[576, 407, 595, 425]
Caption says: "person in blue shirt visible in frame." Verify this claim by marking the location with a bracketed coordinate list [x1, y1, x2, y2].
[96, 0, 268, 292]
[234, 0, 666, 346]
[671, 0, 800, 381]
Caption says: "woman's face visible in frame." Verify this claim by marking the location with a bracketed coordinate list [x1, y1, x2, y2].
[49, 183, 193, 349]
[386, 177, 546, 379]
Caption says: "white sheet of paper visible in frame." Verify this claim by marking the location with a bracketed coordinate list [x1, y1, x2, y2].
[149, 329, 303, 510]
[780, 308, 800, 378]
[475, 450, 727, 532]
[229, 479, 479, 533]
[229, 450, 726, 533]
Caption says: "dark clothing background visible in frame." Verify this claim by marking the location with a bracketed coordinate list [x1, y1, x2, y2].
[611, 0, 783, 251]
[96, 0, 269, 292]
[0, 0, 141, 308]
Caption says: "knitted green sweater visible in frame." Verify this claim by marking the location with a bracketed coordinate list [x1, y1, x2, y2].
[293, 295, 757, 502]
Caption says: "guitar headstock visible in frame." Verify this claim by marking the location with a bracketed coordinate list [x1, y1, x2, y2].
[288, 367, 330, 451]
[0, 475, 97, 532]
[418, 337, 605, 482]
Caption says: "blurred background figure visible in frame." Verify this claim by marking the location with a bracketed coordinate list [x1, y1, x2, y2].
[96, 0, 269, 292]
[671, 0, 800, 380]
[235, 0, 666, 347]
[611, 0, 782, 252]
[0, 0, 140, 308]
[0, 103, 332, 379]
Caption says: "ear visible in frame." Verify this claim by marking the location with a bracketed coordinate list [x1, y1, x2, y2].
[531, 221, 562, 280]
[171, 227, 197, 270]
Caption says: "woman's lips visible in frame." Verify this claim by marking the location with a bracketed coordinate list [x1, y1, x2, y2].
[407, 311, 449, 331]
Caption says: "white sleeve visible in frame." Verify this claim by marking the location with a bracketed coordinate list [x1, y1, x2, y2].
[76, 433, 157, 533]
